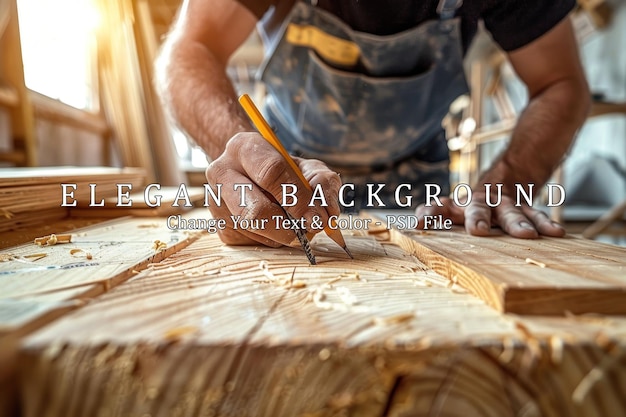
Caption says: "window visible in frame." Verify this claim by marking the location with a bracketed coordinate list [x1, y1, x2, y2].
[16, 0, 100, 110]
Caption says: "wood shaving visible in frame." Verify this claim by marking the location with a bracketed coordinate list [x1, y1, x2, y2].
[336, 286, 357, 306]
[1, 253, 48, 262]
[309, 286, 332, 310]
[572, 351, 625, 404]
[318, 348, 331, 361]
[515, 321, 542, 371]
[307, 285, 368, 312]
[137, 223, 159, 228]
[24, 253, 48, 261]
[525, 258, 546, 268]
[0, 254, 15, 262]
[340, 271, 364, 282]
[594, 331, 618, 354]
[255, 263, 304, 289]
[259, 260, 276, 280]
[498, 336, 516, 363]
[373, 312, 415, 326]
[289, 280, 307, 289]
[549, 335, 564, 365]
[163, 326, 199, 342]
[152, 240, 167, 252]
[35, 233, 72, 246]
[70, 248, 93, 260]
[326, 276, 343, 286]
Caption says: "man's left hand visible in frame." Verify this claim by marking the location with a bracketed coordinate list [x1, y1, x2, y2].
[415, 190, 566, 238]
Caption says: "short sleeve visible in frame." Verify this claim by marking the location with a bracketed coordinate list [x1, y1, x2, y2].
[482, 0, 576, 51]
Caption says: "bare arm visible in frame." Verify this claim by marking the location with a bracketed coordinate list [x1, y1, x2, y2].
[156, 0, 257, 159]
[418, 17, 590, 238]
[156, 0, 341, 247]
[488, 16, 590, 191]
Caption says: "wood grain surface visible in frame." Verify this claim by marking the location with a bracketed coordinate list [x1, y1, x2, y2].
[388, 227, 626, 315]
[14, 224, 626, 417]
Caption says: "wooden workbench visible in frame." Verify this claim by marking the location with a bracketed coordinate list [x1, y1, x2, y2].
[1, 210, 626, 417]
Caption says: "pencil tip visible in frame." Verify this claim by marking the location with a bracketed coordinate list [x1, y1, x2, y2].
[343, 246, 353, 259]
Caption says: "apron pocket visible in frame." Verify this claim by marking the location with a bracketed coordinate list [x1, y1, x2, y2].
[298, 49, 444, 167]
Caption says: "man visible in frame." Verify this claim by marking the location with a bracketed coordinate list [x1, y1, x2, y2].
[156, 0, 590, 247]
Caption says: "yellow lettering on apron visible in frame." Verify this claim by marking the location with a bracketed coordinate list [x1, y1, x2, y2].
[286, 23, 360, 67]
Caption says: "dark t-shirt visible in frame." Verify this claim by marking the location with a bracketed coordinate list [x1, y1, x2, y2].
[237, 0, 576, 53]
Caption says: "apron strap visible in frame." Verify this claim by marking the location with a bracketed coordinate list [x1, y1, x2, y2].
[437, 0, 463, 20]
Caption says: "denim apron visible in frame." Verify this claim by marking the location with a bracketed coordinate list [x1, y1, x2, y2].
[259, 0, 469, 209]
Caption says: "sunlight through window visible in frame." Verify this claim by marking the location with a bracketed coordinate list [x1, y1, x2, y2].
[16, 0, 100, 110]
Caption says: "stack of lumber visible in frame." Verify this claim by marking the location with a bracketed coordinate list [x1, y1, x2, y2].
[1, 211, 625, 416]
[0, 167, 145, 232]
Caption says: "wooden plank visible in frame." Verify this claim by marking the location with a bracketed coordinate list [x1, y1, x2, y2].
[0, 166, 145, 186]
[0, 212, 207, 415]
[387, 226, 626, 315]
[0, 167, 145, 232]
[0, 215, 204, 334]
[14, 225, 626, 417]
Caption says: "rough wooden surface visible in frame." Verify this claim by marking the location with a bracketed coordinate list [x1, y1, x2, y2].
[15, 226, 626, 417]
[0, 214, 206, 417]
[388, 227, 626, 315]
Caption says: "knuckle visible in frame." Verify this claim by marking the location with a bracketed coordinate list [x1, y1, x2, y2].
[310, 169, 341, 188]
[226, 132, 254, 151]
[255, 156, 288, 190]
[205, 160, 227, 184]
[238, 199, 266, 221]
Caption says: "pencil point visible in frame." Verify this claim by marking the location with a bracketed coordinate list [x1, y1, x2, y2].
[343, 245, 353, 259]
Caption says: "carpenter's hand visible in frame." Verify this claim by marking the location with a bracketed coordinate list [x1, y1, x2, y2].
[415, 189, 566, 238]
[205, 132, 342, 247]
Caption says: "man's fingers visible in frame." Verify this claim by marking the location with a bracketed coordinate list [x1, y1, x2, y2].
[231, 134, 328, 232]
[206, 161, 298, 247]
[523, 207, 566, 237]
[494, 202, 539, 239]
[298, 157, 342, 217]
[464, 199, 493, 236]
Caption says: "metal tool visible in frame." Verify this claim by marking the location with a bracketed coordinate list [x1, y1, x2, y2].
[285, 211, 316, 265]
[238, 94, 353, 264]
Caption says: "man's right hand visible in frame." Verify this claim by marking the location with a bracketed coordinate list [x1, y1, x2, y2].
[205, 132, 342, 247]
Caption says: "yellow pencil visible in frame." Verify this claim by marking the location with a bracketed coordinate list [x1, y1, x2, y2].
[238, 94, 353, 259]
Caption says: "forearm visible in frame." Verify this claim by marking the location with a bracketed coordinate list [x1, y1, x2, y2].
[157, 40, 253, 160]
[482, 78, 590, 190]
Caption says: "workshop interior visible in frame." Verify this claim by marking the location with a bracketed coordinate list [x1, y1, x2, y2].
[1, 0, 626, 416]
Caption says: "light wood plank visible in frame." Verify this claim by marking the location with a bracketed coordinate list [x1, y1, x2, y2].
[388, 227, 626, 315]
[0, 215, 205, 334]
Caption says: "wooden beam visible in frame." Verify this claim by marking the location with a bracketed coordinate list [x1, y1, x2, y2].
[0, 85, 18, 107]
[0, 0, 37, 166]
[29, 91, 110, 136]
